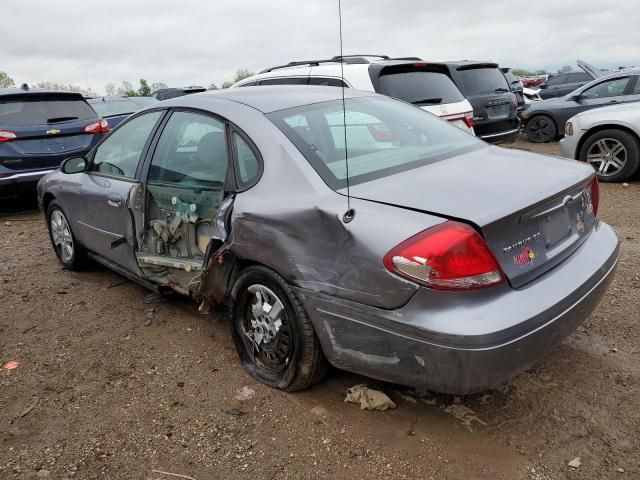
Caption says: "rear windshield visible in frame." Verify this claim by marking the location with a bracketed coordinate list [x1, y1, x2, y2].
[377, 70, 465, 105]
[268, 97, 481, 190]
[90, 98, 143, 118]
[0, 94, 96, 126]
[458, 67, 510, 96]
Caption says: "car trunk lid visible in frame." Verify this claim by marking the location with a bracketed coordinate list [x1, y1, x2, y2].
[345, 145, 597, 287]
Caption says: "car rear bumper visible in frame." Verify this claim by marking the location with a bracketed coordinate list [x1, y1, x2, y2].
[294, 221, 619, 394]
[477, 127, 521, 143]
[0, 167, 57, 193]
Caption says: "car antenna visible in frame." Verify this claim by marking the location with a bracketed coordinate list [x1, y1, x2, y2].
[338, 0, 355, 224]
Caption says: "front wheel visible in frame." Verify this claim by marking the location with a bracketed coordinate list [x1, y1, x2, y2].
[579, 129, 640, 182]
[46, 201, 86, 270]
[229, 266, 328, 392]
[525, 115, 557, 143]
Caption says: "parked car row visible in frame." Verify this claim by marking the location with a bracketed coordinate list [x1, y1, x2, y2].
[234, 55, 522, 143]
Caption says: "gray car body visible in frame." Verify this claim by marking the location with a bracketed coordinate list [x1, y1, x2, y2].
[522, 69, 640, 140]
[37, 86, 619, 393]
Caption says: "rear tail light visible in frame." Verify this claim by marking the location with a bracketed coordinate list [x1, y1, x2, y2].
[0, 130, 17, 142]
[463, 112, 474, 129]
[591, 176, 600, 217]
[383, 221, 504, 291]
[84, 119, 110, 134]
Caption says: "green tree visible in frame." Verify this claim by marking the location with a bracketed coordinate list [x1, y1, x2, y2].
[512, 68, 549, 77]
[34, 81, 94, 96]
[0, 71, 14, 88]
[104, 82, 116, 96]
[207, 83, 219, 90]
[116, 80, 137, 97]
[137, 79, 151, 96]
[150, 82, 167, 93]
[222, 69, 255, 89]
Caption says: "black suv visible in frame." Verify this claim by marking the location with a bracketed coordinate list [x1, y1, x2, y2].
[437, 61, 520, 143]
[0, 86, 106, 194]
[150, 86, 206, 101]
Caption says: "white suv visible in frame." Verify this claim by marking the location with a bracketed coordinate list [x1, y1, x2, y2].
[233, 55, 476, 135]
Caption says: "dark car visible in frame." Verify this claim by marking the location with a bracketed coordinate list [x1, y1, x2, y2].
[0, 85, 107, 194]
[502, 67, 525, 109]
[440, 61, 520, 143]
[537, 61, 603, 100]
[88, 96, 158, 129]
[521, 69, 640, 142]
[150, 86, 206, 101]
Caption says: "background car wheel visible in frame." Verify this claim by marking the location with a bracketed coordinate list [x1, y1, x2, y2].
[46, 201, 86, 270]
[579, 129, 640, 182]
[525, 115, 557, 143]
[229, 265, 328, 392]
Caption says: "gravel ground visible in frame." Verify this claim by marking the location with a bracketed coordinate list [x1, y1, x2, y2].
[1, 136, 638, 480]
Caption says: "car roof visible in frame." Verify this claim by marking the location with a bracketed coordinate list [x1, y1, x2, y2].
[159, 85, 379, 114]
[0, 87, 84, 98]
[87, 96, 135, 103]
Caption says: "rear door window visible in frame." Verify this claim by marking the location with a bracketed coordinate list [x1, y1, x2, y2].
[377, 70, 465, 105]
[0, 94, 96, 125]
[458, 67, 510, 95]
[544, 75, 566, 86]
[308, 77, 348, 87]
[260, 78, 309, 86]
[569, 72, 591, 83]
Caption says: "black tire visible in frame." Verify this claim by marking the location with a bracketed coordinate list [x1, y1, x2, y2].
[46, 201, 87, 270]
[525, 115, 557, 143]
[578, 129, 640, 183]
[229, 265, 328, 392]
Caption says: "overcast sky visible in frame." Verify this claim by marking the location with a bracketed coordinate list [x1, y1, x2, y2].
[2, 0, 639, 94]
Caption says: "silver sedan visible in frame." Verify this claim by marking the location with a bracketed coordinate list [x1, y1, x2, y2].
[38, 86, 619, 394]
[560, 102, 640, 182]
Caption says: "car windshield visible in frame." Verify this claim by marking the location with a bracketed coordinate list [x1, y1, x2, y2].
[0, 94, 96, 125]
[376, 70, 465, 105]
[90, 98, 143, 117]
[268, 96, 482, 190]
[458, 67, 510, 95]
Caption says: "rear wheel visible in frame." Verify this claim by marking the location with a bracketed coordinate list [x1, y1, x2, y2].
[229, 266, 328, 392]
[525, 115, 557, 143]
[46, 201, 86, 270]
[579, 129, 640, 182]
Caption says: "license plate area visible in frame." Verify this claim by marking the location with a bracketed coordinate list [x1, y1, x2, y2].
[542, 209, 571, 248]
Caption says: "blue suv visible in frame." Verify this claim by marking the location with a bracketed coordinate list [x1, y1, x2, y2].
[0, 85, 107, 195]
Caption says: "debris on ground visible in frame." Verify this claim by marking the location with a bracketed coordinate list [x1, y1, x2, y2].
[151, 469, 196, 480]
[234, 386, 255, 401]
[1, 360, 19, 372]
[567, 457, 582, 469]
[344, 385, 397, 411]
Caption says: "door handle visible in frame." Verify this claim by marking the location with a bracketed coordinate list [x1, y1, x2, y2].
[107, 194, 123, 208]
[608, 100, 619, 104]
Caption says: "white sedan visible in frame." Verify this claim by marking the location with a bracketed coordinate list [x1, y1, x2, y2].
[560, 102, 640, 182]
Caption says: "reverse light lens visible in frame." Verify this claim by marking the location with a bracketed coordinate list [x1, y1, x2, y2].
[0, 130, 17, 142]
[84, 119, 110, 134]
[565, 121, 574, 136]
[383, 221, 504, 291]
[591, 176, 600, 217]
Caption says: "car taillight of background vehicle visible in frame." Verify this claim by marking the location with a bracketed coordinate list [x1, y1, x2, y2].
[463, 112, 474, 129]
[84, 119, 110, 134]
[383, 221, 504, 291]
[0, 130, 17, 142]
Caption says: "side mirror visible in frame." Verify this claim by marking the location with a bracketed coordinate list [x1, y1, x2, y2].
[60, 156, 87, 174]
[570, 94, 583, 103]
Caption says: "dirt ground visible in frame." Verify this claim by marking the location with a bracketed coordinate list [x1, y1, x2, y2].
[1, 136, 639, 480]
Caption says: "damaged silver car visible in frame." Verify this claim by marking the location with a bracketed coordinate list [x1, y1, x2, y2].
[38, 86, 619, 394]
